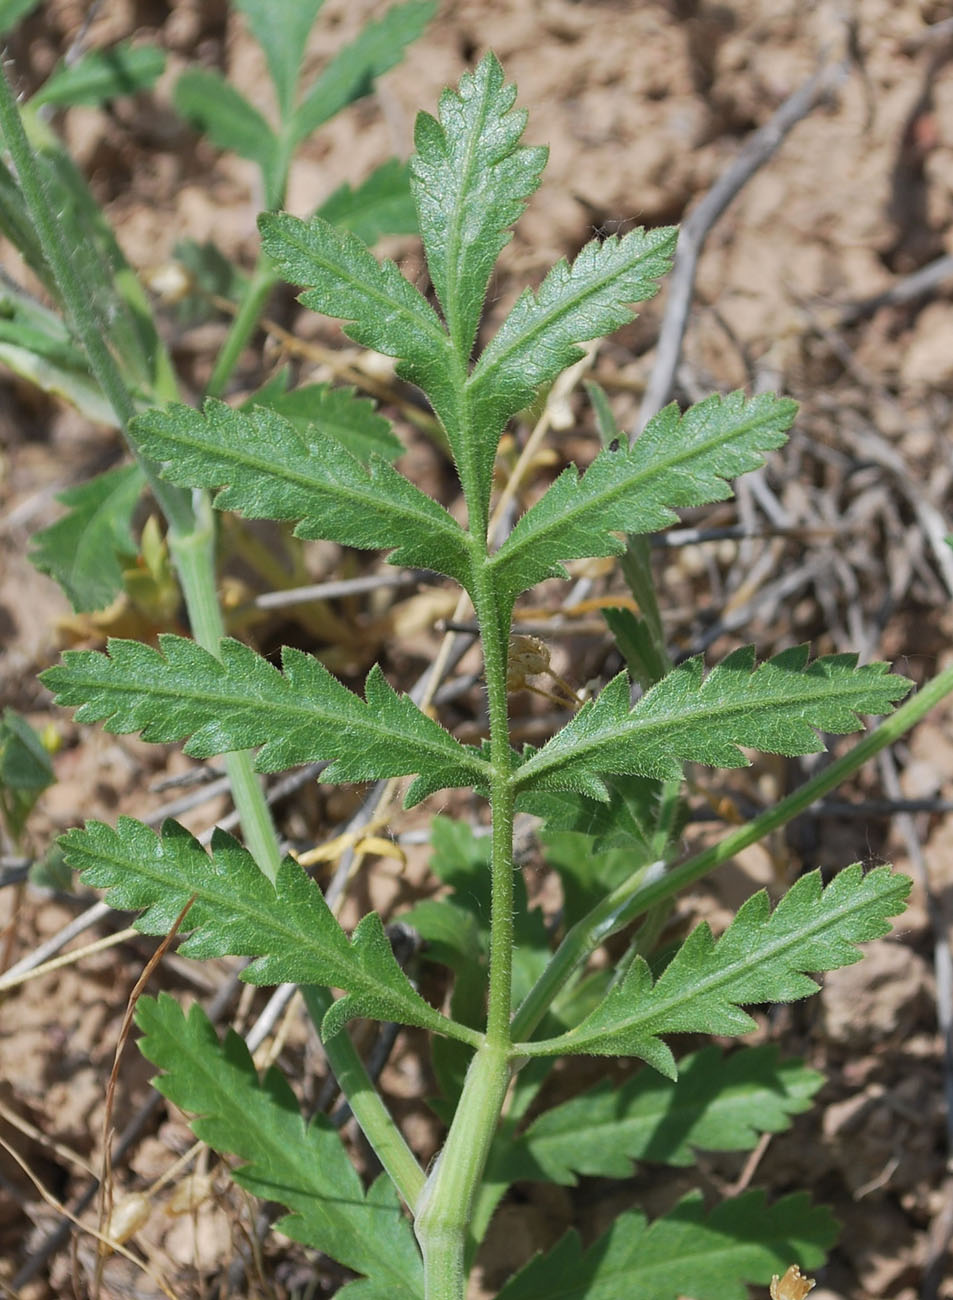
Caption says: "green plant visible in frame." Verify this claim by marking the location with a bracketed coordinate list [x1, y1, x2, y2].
[1, 0, 432, 614]
[5, 41, 952, 1300]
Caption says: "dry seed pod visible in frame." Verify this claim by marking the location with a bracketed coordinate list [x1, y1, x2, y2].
[167, 1172, 215, 1216]
[506, 635, 551, 691]
[770, 1265, 816, 1300]
[106, 1191, 152, 1245]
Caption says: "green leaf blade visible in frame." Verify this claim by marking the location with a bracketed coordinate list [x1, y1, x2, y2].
[469, 225, 677, 441]
[518, 865, 910, 1063]
[316, 158, 418, 245]
[490, 392, 797, 603]
[32, 43, 165, 108]
[135, 993, 424, 1299]
[515, 649, 913, 794]
[248, 378, 404, 461]
[65, 818, 474, 1042]
[30, 463, 144, 611]
[411, 51, 547, 359]
[41, 635, 487, 792]
[292, 0, 435, 143]
[258, 210, 459, 434]
[495, 1190, 836, 1300]
[173, 68, 277, 169]
[131, 400, 467, 582]
[233, 0, 323, 119]
[503, 1045, 821, 1184]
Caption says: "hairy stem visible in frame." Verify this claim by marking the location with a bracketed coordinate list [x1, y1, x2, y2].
[414, 1042, 510, 1300]
[512, 661, 953, 1041]
[0, 66, 193, 536]
[415, 558, 516, 1299]
[0, 65, 288, 883]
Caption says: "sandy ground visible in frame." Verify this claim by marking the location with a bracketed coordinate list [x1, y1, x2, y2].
[1, 1, 953, 1297]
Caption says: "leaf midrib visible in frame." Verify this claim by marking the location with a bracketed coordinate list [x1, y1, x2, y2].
[560, 880, 894, 1051]
[435, 73, 492, 356]
[73, 660, 479, 772]
[279, 220, 450, 355]
[489, 407, 783, 580]
[516, 672, 888, 786]
[152, 419, 459, 539]
[469, 231, 669, 392]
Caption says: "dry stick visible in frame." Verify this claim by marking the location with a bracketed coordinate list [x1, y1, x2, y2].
[835, 251, 953, 325]
[250, 568, 431, 612]
[637, 56, 849, 430]
[94, 895, 195, 1300]
[13, 966, 245, 1288]
[0, 926, 139, 994]
[878, 746, 953, 1300]
[0, 1134, 178, 1300]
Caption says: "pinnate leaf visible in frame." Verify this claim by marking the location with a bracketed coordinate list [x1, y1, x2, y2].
[42, 635, 486, 799]
[65, 818, 476, 1043]
[30, 463, 144, 611]
[515, 646, 912, 794]
[131, 400, 467, 580]
[495, 1190, 836, 1300]
[516, 865, 910, 1071]
[502, 1045, 821, 1184]
[292, 0, 435, 143]
[136, 993, 424, 1299]
[490, 392, 797, 603]
[468, 225, 676, 443]
[411, 51, 547, 359]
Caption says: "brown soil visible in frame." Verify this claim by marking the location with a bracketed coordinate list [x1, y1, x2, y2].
[1, 2, 953, 1298]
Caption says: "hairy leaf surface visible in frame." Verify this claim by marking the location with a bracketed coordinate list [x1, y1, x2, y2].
[42, 635, 486, 797]
[490, 393, 796, 602]
[502, 1045, 821, 1183]
[247, 379, 404, 462]
[66, 819, 476, 1042]
[515, 647, 912, 794]
[517, 865, 909, 1071]
[259, 210, 459, 439]
[292, 0, 435, 142]
[136, 994, 424, 1299]
[30, 464, 144, 611]
[495, 1190, 835, 1300]
[411, 51, 546, 359]
[131, 400, 467, 583]
[468, 226, 676, 443]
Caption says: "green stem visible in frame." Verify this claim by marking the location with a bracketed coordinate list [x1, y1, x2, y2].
[301, 987, 426, 1212]
[4, 55, 415, 1223]
[512, 661, 953, 1042]
[0, 64, 284, 884]
[0, 65, 193, 537]
[414, 559, 516, 1299]
[414, 1042, 511, 1300]
[205, 260, 280, 399]
[470, 546, 518, 1047]
[169, 495, 283, 883]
